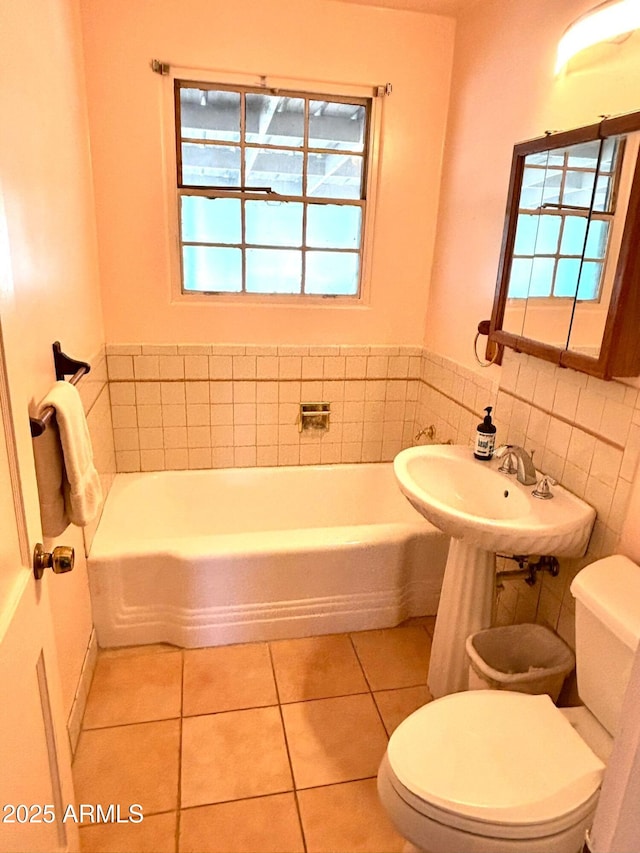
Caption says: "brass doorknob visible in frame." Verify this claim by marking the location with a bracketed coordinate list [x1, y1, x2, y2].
[33, 543, 75, 580]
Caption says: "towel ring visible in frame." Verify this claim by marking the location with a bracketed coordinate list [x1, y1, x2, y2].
[474, 320, 501, 368]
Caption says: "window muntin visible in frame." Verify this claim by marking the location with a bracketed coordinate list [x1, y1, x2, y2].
[175, 82, 370, 297]
[508, 138, 623, 302]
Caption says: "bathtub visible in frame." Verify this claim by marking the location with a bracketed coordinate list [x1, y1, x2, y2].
[88, 462, 448, 648]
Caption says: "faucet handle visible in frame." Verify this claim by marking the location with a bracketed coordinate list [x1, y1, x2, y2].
[532, 475, 557, 500]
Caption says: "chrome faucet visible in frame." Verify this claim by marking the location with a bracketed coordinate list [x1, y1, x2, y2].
[495, 444, 537, 486]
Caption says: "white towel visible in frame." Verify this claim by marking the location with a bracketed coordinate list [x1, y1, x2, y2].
[36, 381, 103, 529]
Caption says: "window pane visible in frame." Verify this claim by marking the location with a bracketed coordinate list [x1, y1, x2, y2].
[179, 88, 240, 143]
[508, 258, 533, 299]
[309, 101, 366, 152]
[525, 152, 549, 167]
[246, 249, 302, 293]
[181, 197, 241, 244]
[555, 258, 581, 297]
[566, 140, 601, 169]
[560, 215, 587, 255]
[577, 262, 603, 300]
[593, 174, 615, 213]
[529, 257, 554, 296]
[244, 149, 303, 195]
[182, 246, 242, 292]
[245, 94, 304, 147]
[535, 215, 561, 254]
[600, 136, 619, 172]
[520, 168, 545, 209]
[305, 251, 359, 295]
[584, 220, 609, 259]
[306, 204, 361, 249]
[245, 201, 303, 247]
[181, 143, 240, 187]
[307, 154, 363, 199]
[562, 170, 596, 208]
[541, 170, 562, 206]
[514, 214, 538, 255]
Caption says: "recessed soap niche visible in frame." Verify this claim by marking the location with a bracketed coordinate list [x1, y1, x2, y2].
[299, 402, 330, 433]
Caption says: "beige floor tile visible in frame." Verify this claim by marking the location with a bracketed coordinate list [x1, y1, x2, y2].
[270, 634, 369, 702]
[79, 810, 176, 852]
[351, 626, 431, 690]
[297, 778, 405, 853]
[282, 693, 388, 789]
[73, 719, 180, 814]
[181, 706, 292, 808]
[83, 650, 182, 728]
[183, 643, 277, 716]
[373, 686, 432, 736]
[179, 794, 304, 853]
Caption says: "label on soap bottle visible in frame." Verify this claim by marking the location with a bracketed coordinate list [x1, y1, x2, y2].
[474, 432, 495, 459]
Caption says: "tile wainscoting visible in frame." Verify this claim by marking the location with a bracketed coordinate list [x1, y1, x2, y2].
[106, 345, 424, 473]
[103, 343, 640, 648]
[414, 348, 640, 648]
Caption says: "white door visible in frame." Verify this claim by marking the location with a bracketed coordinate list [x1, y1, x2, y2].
[0, 334, 78, 853]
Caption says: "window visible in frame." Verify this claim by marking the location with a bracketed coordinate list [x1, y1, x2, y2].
[174, 81, 372, 298]
[508, 137, 623, 302]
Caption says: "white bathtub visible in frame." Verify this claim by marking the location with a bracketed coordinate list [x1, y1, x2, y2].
[88, 463, 448, 648]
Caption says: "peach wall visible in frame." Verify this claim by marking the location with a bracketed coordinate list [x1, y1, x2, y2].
[425, 0, 640, 369]
[0, 0, 104, 716]
[79, 0, 455, 345]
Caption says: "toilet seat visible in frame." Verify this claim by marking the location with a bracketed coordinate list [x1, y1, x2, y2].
[387, 690, 605, 831]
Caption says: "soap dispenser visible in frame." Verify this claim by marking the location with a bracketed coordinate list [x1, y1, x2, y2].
[474, 406, 496, 461]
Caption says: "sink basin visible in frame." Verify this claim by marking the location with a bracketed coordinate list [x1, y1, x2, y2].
[394, 444, 595, 557]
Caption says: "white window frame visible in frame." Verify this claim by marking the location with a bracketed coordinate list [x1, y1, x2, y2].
[161, 66, 384, 306]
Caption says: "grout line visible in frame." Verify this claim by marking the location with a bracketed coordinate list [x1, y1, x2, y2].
[175, 649, 184, 853]
[500, 387, 625, 450]
[266, 643, 308, 853]
[82, 714, 182, 732]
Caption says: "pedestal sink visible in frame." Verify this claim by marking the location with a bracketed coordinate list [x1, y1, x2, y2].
[393, 445, 596, 698]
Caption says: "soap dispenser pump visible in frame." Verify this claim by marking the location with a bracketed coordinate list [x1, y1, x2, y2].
[474, 406, 496, 461]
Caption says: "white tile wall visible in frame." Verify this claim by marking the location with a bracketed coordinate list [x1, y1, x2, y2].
[414, 347, 640, 647]
[81, 347, 116, 554]
[104, 342, 640, 648]
[107, 345, 423, 474]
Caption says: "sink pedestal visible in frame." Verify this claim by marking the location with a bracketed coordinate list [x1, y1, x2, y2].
[428, 539, 496, 699]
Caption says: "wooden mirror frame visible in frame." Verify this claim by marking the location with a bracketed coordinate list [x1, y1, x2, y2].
[488, 110, 640, 380]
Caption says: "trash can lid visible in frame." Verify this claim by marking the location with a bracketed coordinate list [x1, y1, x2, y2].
[387, 690, 604, 825]
[571, 556, 640, 651]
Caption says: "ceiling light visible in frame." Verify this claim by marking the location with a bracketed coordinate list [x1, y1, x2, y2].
[555, 0, 640, 73]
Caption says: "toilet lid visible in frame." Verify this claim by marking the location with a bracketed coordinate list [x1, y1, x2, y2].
[387, 690, 605, 825]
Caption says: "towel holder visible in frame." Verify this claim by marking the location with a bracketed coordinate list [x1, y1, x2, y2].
[30, 342, 91, 438]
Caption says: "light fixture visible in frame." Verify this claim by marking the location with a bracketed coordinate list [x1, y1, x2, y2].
[199, 92, 207, 107]
[555, 0, 640, 73]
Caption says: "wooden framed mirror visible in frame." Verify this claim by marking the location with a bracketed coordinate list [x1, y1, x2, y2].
[488, 110, 640, 379]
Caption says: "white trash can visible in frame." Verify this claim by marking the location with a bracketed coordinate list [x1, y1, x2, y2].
[465, 623, 575, 703]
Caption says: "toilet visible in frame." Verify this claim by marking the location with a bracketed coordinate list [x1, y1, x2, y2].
[378, 555, 640, 853]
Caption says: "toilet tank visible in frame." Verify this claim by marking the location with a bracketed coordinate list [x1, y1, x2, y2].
[571, 555, 640, 737]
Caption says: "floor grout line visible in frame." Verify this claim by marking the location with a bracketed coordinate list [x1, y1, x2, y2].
[266, 643, 308, 853]
[175, 648, 185, 853]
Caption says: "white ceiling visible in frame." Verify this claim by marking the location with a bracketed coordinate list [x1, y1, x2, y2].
[329, 0, 479, 17]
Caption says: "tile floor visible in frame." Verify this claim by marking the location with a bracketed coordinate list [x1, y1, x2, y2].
[74, 620, 435, 853]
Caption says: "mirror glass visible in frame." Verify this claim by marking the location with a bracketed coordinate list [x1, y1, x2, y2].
[501, 130, 639, 360]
